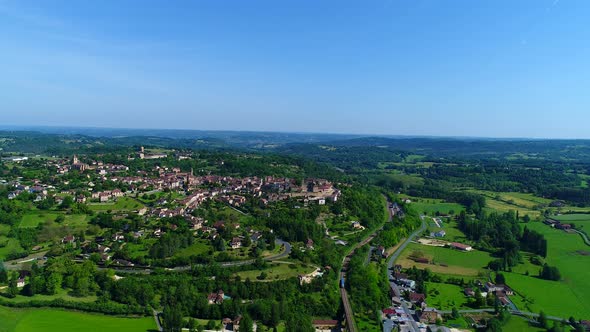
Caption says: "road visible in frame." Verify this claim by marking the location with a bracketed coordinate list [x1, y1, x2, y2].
[152, 309, 163, 332]
[385, 215, 427, 332]
[573, 229, 590, 246]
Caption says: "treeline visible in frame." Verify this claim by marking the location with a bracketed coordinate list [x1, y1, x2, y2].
[520, 227, 548, 258]
[458, 211, 548, 270]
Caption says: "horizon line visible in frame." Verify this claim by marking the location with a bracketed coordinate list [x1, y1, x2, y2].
[1, 124, 589, 141]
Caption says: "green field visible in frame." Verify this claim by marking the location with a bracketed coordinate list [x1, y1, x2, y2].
[88, 197, 145, 212]
[0, 306, 156, 332]
[473, 190, 590, 218]
[385, 172, 425, 187]
[3, 288, 96, 304]
[426, 219, 468, 243]
[401, 196, 465, 216]
[502, 316, 544, 332]
[174, 240, 211, 258]
[397, 242, 492, 277]
[233, 263, 316, 281]
[425, 282, 469, 310]
[552, 214, 590, 223]
[0, 237, 24, 259]
[19, 213, 88, 228]
[502, 222, 590, 319]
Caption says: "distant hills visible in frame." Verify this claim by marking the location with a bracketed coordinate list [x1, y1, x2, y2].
[2, 126, 590, 163]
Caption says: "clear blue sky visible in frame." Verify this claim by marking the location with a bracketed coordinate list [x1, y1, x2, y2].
[1, 0, 589, 138]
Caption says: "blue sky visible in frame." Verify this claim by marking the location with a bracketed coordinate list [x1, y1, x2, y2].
[1, 0, 589, 138]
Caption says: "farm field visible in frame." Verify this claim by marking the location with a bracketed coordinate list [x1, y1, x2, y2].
[0, 237, 23, 259]
[402, 196, 465, 216]
[503, 221, 590, 319]
[470, 190, 545, 218]
[425, 282, 469, 310]
[19, 213, 88, 228]
[552, 214, 590, 223]
[0, 306, 155, 332]
[502, 316, 544, 332]
[4, 288, 97, 304]
[473, 190, 590, 218]
[385, 172, 425, 187]
[233, 262, 316, 281]
[397, 242, 492, 277]
[426, 219, 468, 243]
[174, 240, 211, 258]
[470, 190, 551, 208]
[87, 197, 145, 212]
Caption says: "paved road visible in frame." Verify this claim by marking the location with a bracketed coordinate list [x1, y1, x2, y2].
[573, 229, 590, 246]
[385, 215, 427, 332]
[152, 309, 163, 332]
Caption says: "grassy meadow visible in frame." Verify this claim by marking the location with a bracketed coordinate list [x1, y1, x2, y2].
[503, 221, 590, 318]
[425, 282, 470, 310]
[397, 242, 492, 277]
[87, 197, 145, 212]
[233, 262, 316, 281]
[0, 306, 155, 332]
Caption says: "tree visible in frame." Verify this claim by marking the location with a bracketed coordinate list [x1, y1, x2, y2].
[270, 302, 281, 327]
[60, 196, 74, 209]
[451, 307, 459, 319]
[474, 289, 485, 308]
[206, 320, 216, 330]
[539, 311, 548, 329]
[239, 315, 254, 332]
[549, 321, 564, 332]
[162, 305, 183, 332]
[486, 318, 503, 332]
[187, 318, 197, 332]
[495, 273, 506, 285]
[540, 264, 561, 281]
[0, 261, 7, 283]
[7, 271, 19, 297]
[285, 311, 314, 332]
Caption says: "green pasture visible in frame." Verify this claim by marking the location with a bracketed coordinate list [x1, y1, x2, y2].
[425, 282, 470, 310]
[502, 316, 544, 332]
[233, 262, 316, 281]
[552, 214, 590, 223]
[19, 213, 88, 228]
[502, 221, 590, 319]
[174, 240, 211, 258]
[0, 306, 155, 332]
[397, 243, 492, 277]
[0, 237, 24, 260]
[88, 197, 144, 212]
